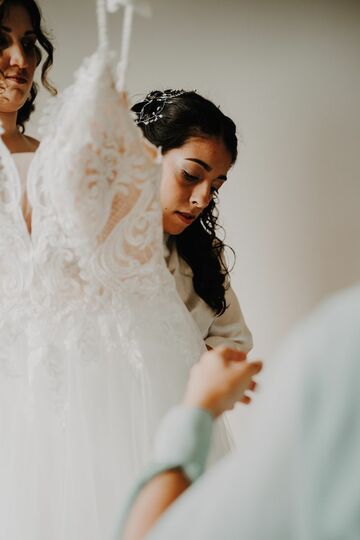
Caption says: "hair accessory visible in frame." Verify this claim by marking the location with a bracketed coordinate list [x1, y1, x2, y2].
[135, 89, 191, 126]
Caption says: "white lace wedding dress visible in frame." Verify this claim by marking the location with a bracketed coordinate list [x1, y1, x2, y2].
[0, 2, 231, 539]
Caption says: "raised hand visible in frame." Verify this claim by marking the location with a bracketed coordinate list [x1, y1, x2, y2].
[183, 346, 263, 418]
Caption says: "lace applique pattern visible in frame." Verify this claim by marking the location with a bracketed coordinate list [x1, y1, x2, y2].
[0, 49, 205, 418]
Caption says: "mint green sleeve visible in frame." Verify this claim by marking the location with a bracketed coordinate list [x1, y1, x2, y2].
[117, 406, 214, 537]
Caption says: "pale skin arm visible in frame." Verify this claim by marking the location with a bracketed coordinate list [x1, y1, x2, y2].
[122, 347, 262, 540]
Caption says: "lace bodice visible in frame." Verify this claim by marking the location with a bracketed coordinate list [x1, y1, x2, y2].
[0, 59, 170, 319]
[0, 0, 206, 382]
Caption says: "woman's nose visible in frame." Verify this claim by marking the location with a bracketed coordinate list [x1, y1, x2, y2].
[190, 181, 212, 209]
[9, 44, 28, 69]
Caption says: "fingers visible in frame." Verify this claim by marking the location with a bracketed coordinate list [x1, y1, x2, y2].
[238, 360, 262, 381]
[248, 360, 263, 374]
[211, 347, 262, 375]
[203, 346, 262, 373]
[237, 363, 262, 406]
[231, 359, 262, 381]
[240, 380, 260, 404]
[211, 346, 247, 363]
[192, 348, 263, 416]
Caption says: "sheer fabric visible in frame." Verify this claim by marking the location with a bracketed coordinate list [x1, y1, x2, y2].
[0, 3, 231, 539]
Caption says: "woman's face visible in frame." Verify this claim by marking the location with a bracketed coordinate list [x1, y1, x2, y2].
[160, 136, 233, 235]
[0, 4, 37, 114]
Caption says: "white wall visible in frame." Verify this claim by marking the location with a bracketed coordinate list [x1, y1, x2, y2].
[33, 0, 360, 435]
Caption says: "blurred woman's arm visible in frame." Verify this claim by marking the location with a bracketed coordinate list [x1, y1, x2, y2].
[121, 347, 262, 540]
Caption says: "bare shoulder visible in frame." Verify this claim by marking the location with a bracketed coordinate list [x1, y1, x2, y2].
[24, 135, 41, 151]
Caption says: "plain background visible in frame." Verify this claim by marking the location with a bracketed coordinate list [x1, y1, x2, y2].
[32, 0, 360, 436]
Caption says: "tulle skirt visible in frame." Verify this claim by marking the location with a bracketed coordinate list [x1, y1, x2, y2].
[0, 291, 232, 540]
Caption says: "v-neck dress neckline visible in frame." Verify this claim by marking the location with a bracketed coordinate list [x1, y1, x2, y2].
[12, 151, 36, 234]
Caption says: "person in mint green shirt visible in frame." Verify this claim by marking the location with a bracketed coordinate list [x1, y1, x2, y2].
[120, 284, 360, 540]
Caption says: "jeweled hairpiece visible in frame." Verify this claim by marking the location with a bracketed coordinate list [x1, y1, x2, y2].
[135, 89, 190, 126]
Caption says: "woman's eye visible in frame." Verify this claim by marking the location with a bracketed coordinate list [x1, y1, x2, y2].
[0, 35, 8, 49]
[183, 170, 199, 182]
[22, 39, 36, 52]
[211, 186, 219, 194]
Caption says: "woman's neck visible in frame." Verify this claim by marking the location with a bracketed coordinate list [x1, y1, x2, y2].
[0, 111, 18, 137]
[0, 112, 37, 153]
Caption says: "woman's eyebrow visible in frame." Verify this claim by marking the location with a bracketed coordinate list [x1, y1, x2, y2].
[1, 25, 36, 36]
[185, 158, 227, 181]
[185, 157, 211, 171]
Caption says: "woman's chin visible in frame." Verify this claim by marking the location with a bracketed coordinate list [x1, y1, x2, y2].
[163, 212, 198, 235]
[163, 219, 187, 236]
[163, 226, 186, 236]
[0, 88, 29, 112]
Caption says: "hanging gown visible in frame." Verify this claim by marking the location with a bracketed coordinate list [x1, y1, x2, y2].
[0, 2, 232, 539]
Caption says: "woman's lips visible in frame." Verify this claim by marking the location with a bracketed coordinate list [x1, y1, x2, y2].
[175, 211, 197, 225]
[6, 76, 28, 85]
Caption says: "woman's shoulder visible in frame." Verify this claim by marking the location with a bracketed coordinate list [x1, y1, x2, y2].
[24, 135, 40, 151]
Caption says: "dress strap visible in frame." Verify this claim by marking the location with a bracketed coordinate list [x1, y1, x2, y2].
[97, 0, 151, 89]
[97, 0, 109, 49]
[106, 0, 151, 91]
[115, 4, 134, 92]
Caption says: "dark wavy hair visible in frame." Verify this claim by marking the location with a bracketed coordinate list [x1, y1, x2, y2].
[131, 90, 238, 316]
[0, 0, 56, 133]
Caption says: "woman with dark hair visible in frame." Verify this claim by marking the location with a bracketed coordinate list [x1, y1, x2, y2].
[132, 90, 252, 353]
[0, 0, 55, 230]
[0, 0, 56, 135]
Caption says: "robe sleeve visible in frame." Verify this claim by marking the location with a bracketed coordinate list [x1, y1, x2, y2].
[204, 285, 253, 353]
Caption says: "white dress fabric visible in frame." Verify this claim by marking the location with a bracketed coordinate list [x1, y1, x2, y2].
[0, 7, 231, 540]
